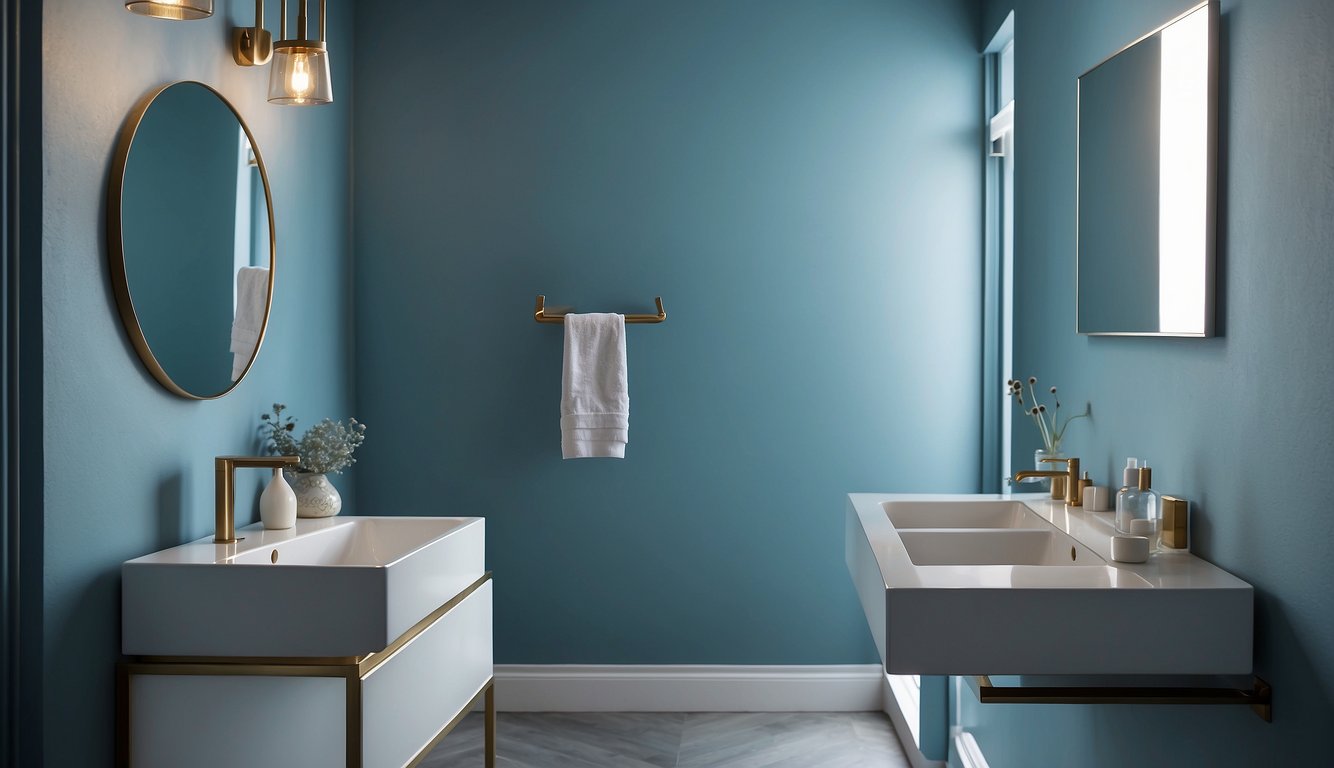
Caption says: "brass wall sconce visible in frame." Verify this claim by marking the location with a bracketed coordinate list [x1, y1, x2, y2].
[124, 0, 212, 20]
[232, 0, 334, 106]
[232, 0, 273, 66]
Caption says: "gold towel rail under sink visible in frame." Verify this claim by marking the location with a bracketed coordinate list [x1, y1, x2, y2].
[534, 295, 666, 324]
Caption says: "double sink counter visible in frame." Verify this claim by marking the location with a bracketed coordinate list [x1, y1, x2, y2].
[845, 493, 1253, 676]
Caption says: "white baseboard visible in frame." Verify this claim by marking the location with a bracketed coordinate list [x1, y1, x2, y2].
[952, 730, 991, 768]
[485, 665, 885, 713]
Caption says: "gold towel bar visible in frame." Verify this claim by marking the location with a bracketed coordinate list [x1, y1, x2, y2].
[534, 295, 666, 324]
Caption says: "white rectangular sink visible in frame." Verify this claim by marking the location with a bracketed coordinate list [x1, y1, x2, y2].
[884, 500, 1046, 529]
[123, 516, 485, 658]
[845, 493, 1253, 676]
[897, 529, 1102, 566]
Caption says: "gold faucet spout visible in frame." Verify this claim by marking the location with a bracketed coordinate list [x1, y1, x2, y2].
[1013, 470, 1065, 480]
[1014, 457, 1083, 506]
[215, 455, 301, 543]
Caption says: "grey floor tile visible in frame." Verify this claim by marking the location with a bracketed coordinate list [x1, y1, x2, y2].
[421, 710, 908, 768]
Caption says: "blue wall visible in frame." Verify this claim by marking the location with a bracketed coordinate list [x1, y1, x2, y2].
[959, 0, 1334, 764]
[41, 1, 354, 764]
[353, 0, 982, 664]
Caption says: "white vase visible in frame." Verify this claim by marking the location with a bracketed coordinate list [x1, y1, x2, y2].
[259, 468, 297, 529]
[288, 472, 343, 518]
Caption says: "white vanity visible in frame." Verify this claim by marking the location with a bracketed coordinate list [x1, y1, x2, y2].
[119, 516, 492, 768]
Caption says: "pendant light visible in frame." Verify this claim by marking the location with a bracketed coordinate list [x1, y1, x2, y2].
[269, 0, 333, 106]
[124, 0, 212, 20]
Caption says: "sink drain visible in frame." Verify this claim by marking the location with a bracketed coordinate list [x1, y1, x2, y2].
[271, 549, 279, 564]
[1071, 546, 1077, 562]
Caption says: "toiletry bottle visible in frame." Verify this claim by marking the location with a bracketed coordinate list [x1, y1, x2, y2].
[1114, 458, 1142, 533]
[1115, 482, 1141, 534]
[1160, 496, 1189, 552]
[1118, 458, 1140, 495]
[1137, 466, 1161, 551]
[1117, 466, 1160, 546]
[260, 467, 297, 530]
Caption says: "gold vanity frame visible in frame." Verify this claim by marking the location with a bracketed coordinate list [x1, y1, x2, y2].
[116, 573, 496, 767]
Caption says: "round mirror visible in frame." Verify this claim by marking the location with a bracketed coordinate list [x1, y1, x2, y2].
[108, 81, 275, 399]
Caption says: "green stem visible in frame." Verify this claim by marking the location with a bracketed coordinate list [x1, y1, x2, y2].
[1053, 403, 1091, 443]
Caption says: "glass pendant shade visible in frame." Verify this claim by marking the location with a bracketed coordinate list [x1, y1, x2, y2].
[268, 43, 333, 105]
[124, 0, 213, 20]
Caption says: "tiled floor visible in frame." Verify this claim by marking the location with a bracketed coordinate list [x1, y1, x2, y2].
[421, 711, 911, 768]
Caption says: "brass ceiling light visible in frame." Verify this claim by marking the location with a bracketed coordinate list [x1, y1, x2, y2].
[124, 0, 213, 20]
[268, 0, 333, 106]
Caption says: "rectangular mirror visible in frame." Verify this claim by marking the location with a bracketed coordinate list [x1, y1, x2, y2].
[1077, 1, 1218, 336]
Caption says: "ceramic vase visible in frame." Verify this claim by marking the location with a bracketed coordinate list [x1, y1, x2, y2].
[259, 468, 297, 529]
[288, 472, 342, 518]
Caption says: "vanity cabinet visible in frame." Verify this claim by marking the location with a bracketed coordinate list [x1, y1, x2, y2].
[119, 571, 494, 767]
[118, 517, 496, 768]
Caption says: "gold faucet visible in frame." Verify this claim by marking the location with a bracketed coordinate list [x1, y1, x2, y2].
[214, 455, 300, 543]
[1014, 456, 1083, 506]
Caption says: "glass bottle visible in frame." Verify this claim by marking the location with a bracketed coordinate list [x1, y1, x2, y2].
[1115, 477, 1142, 534]
[1137, 466, 1161, 551]
[1116, 457, 1140, 498]
[1116, 466, 1160, 549]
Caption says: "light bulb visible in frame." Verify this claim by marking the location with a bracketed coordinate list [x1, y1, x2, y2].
[268, 44, 331, 105]
[289, 55, 313, 101]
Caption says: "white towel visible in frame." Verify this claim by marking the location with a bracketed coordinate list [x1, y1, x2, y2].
[230, 266, 269, 381]
[560, 313, 629, 459]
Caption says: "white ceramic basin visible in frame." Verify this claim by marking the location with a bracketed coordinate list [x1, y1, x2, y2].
[884, 500, 1046, 529]
[123, 516, 485, 658]
[845, 493, 1253, 676]
[897, 529, 1101, 566]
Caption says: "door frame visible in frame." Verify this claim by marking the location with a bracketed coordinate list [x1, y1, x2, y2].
[2, 0, 43, 763]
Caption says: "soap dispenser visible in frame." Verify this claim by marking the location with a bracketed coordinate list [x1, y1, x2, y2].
[1116, 466, 1160, 548]
[1117, 458, 1140, 496]
[260, 467, 297, 530]
[1115, 458, 1142, 533]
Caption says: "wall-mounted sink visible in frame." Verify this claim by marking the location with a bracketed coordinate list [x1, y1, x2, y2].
[123, 516, 484, 658]
[845, 493, 1253, 676]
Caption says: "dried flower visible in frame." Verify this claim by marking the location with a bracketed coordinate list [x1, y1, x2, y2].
[1006, 378, 1090, 452]
[260, 403, 367, 475]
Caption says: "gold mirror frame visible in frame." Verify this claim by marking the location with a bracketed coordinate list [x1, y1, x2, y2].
[107, 81, 277, 400]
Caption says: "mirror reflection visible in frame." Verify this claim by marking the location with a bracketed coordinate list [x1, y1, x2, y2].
[1077, 3, 1214, 336]
[111, 81, 274, 398]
